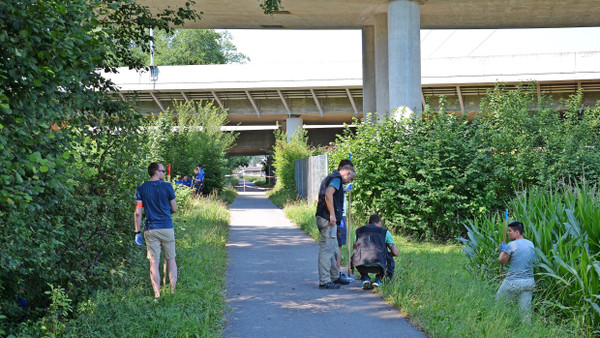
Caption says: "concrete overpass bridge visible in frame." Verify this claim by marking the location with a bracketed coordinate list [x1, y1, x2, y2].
[139, 0, 600, 121]
[105, 51, 600, 155]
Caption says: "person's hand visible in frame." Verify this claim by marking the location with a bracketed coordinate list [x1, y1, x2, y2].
[500, 242, 507, 252]
[135, 233, 144, 246]
[345, 183, 353, 192]
[329, 214, 337, 226]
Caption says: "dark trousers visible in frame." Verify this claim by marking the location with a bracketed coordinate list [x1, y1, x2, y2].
[356, 251, 395, 280]
[356, 265, 385, 281]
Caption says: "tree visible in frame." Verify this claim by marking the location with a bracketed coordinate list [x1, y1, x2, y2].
[0, 0, 198, 333]
[152, 29, 249, 65]
[145, 101, 238, 194]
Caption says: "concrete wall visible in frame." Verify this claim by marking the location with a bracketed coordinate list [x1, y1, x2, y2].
[295, 154, 329, 203]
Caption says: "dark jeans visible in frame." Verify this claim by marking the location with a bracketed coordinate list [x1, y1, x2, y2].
[356, 251, 395, 280]
[356, 265, 385, 281]
[194, 182, 204, 195]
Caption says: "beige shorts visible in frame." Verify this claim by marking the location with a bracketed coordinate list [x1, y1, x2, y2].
[144, 228, 176, 261]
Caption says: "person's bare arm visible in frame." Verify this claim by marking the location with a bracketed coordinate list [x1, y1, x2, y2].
[499, 251, 510, 265]
[170, 199, 178, 214]
[134, 201, 143, 232]
[388, 243, 400, 257]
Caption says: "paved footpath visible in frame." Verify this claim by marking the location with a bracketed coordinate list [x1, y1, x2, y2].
[224, 180, 425, 338]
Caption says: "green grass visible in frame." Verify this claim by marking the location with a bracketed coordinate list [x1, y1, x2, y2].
[243, 174, 266, 187]
[266, 185, 299, 208]
[64, 197, 230, 337]
[283, 201, 586, 337]
[224, 175, 239, 188]
[217, 186, 238, 205]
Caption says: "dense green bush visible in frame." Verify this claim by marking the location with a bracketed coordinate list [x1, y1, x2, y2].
[331, 85, 600, 241]
[144, 101, 237, 194]
[332, 110, 496, 241]
[0, 0, 198, 335]
[269, 128, 314, 198]
[459, 181, 600, 332]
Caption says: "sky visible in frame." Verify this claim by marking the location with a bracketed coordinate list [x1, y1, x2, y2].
[222, 27, 600, 65]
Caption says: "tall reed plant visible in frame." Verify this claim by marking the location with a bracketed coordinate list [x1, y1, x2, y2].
[460, 180, 600, 333]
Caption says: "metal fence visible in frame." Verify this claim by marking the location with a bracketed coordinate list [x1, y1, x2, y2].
[295, 154, 329, 203]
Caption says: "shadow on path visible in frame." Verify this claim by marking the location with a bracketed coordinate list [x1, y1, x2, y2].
[224, 180, 425, 337]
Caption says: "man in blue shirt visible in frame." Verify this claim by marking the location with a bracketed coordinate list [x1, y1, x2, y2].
[315, 164, 355, 289]
[194, 164, 205, 195]
[497, 221, 537, 316]
[134, 162, 178, 300]
[335, 159, 354, 284]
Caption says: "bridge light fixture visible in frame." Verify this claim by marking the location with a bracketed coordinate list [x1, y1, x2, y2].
[150, 65, 159, 82]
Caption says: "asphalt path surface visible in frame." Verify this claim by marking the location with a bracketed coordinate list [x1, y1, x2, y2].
[224, 179, 425, 337]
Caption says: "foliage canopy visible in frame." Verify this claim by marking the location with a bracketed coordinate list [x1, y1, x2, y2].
[0, 0, 197, 334]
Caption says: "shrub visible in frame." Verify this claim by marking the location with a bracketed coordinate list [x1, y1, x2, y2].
[269, 128, 313, 200]
[144, 101, 238, 194]
[331, 108, 496, 241]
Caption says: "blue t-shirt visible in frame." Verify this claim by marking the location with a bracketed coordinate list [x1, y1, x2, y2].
[502, 238, 536, 280]
[328, 177, 341, 190]
[196, 168, 205, 183]
[135, 180, 176, 230]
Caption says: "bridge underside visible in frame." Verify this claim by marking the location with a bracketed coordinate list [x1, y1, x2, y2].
[122, 79, 600, 123]
[142, 0, 600, 29]
[229, 127, 353, 156]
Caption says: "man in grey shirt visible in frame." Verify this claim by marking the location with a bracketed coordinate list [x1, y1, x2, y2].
[497, 221, 536, 315]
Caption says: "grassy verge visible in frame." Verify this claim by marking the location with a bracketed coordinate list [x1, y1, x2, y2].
[283, 201, 585, 337]
[266, 186, 298, 208]
[218, 186, 238, 205]
[64, 197, 230, 337]
[243, 175, 266, 187]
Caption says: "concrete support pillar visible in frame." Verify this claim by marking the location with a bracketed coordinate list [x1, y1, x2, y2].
[362, 26, 377, 124]
[388, 0, 422, 118]
[285, 116, 303, 143]
[374, 13, 389, 121]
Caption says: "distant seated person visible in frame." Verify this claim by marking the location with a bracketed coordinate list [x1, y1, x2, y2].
[175, 175, 192, 187]
[351, 214, 399, 290]
[181, 175, 192, 187]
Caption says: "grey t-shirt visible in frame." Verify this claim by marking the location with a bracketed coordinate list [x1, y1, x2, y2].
[503, 238, 536, 280]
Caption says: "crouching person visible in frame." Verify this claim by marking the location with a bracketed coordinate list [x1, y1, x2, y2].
[496, 221, 537, 318]
[351, 214, 399, 289]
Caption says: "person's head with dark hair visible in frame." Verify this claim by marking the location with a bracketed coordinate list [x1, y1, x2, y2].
[338, 159, 353, 171]
[197, 163, 203, 168]
[508, 221, 524, 236]
[148, 162, 163, 177]
[368, 214, 382, 226]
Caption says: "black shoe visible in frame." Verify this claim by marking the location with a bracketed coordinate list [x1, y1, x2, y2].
[338, 272, 354, 283]
[319, 282, 341, 289]
[333, 276, 351, 285]
[372, 277, 382, 287]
